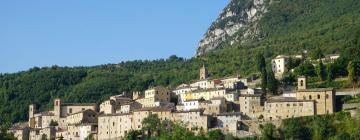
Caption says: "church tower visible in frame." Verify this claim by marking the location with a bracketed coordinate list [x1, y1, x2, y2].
[200, 65, 208, 80]
[54, 98, 61, 117]
[298, 76, 307, 90]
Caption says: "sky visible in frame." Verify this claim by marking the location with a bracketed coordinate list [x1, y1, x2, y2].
[0, 0, 229, 73]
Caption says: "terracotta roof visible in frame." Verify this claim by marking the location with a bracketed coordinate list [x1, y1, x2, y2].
[99, 112, 133, 117]
[192, 88, 228, 93]
[217, 112, 243, 116]
[266, 97, 313, 103]
[239, 94, 262, 97]
[134, 104, 174, 112]
[210, 97, 226, 100]
[11, 122, 29, 130]
[298, 88, 334, 92]
[174, 109, 205, 113]
[67, 109, 97, 116]
[38, 111, 55, 116]
[62, 103, 96, 106]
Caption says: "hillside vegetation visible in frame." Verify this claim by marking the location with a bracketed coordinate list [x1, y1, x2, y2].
[1, 0, 360, 123]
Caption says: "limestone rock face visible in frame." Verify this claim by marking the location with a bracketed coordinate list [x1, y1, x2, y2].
[197, 0, 271, 56]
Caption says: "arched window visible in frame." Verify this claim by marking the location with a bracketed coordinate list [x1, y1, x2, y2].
[317, 95, 320, 99]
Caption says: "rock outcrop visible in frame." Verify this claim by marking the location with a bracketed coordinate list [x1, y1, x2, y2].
[197, 0, 271, 56]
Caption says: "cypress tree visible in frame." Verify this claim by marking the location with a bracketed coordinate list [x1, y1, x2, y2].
[316, 60, 326, 81]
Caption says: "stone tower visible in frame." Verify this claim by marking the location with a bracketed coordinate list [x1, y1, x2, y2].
[200, 65, 208, 80]
[133, 91, 140, 100]
[298, 76, 307, 90]
[29, 104, 36, 120]
[54, 98, 61, 117]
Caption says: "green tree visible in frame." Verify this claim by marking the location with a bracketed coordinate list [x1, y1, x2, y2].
[311, 48, 324, 60]
[281, 118, 309, 140]
[347, 61, 356, 88]
[326, 64, 335, 82]
[41, 134, 48, 140]
[261, 69, 268, 94]
[124, 130, 142, 140]
[257, 53, 267, 72]
[142, 114, 161, 138]
[261, 123, 277, 140]
[315, 61, 326, 81]
[0, 119, 16, 140]
[311, 116, 335, 140]
[208, 129, 224, 140]
[257, 53, 268, 93]
[49, 120, 58, 127]
[294, 61, 315, 76]
[267, 69, 278, 95]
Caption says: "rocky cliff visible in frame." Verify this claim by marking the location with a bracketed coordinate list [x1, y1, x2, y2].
[197, 0, 271, 56]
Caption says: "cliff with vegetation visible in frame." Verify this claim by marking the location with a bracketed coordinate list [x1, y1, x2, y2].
[197, 0, 360, 56]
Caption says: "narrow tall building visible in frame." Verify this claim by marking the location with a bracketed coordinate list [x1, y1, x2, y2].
[200, 65, 208, 80]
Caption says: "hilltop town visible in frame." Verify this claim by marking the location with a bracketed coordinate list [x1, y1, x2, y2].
[7, 53, 359, 140]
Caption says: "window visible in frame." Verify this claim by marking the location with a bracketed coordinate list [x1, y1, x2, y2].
[326, 94, 329, 99]
[317, 95, 320, 99]
[56, 101, 59, 106]
[300, 80, 304, 87]
[309, 95, 312, 100]
[69, 108, 73, 114]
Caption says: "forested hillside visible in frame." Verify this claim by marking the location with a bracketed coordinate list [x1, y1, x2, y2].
[198, 0, 360, 55]
[1, 0, 360, 123]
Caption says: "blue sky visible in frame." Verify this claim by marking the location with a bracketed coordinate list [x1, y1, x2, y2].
[0, 0, 228, 73]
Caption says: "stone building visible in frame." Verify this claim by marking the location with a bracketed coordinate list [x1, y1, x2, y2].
[177, 97, 228, 115]
[135, 86, 171, 107]
[180, 88, 239, 103]
[239, 94, 263, 119]
[272, 55, 289, 78]
[263, 76, 335, 120]
[264, 97, 315, 120]
[200, 65, 209, 80]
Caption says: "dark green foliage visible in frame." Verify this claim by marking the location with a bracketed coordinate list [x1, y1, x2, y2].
[41, 134, 48, 140]
[294, 61, 315, 77]
[315, 61, 326, 81]
[142, 114, 161, 137]
[257, 53, 268, 93]
[260, 123, 276, 140]
[311, 48, 324, 60]
[0, 119, 16, 140]
[286, 57, 302, 71]
[326, 64, 335, 82]
[266, 70, 278, 95]
[208, 129, 224, 140]
[270, 111, 360, 140]
[281, 118, 310, 140]
[124, 130, 142, 140]
[49, 120, 58, 127]
[85, 134, 95, 140]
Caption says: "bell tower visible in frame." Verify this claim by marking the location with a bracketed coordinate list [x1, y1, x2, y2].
[54, 98, 61, 117]
[200, 65, 208, 80]
[133, 91, 140, 100]
[298, 76, 307, 90]
[29, 104, 36, 119]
